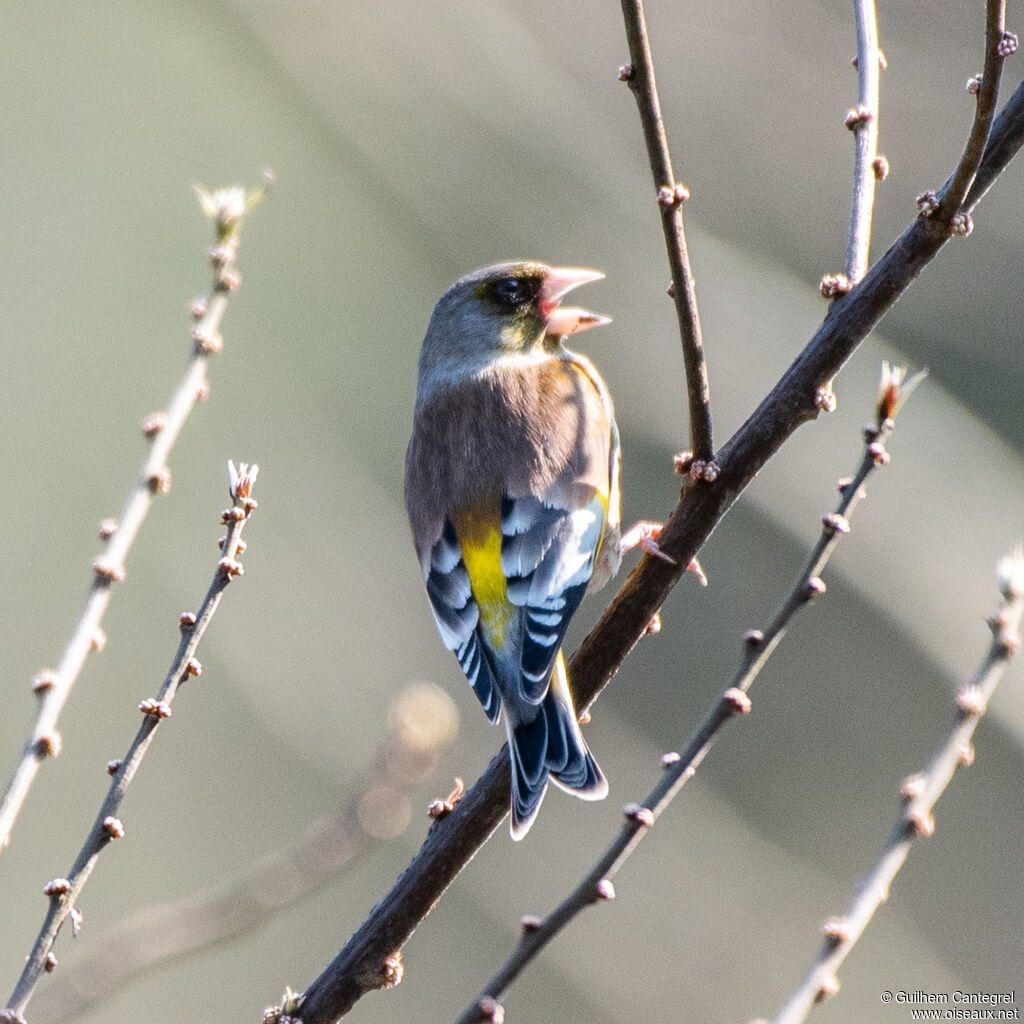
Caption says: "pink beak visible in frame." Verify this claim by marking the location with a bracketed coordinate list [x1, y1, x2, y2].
[540, 267, 611, 336]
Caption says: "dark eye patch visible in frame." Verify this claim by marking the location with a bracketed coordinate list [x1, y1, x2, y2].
[490, 275, 539, 308]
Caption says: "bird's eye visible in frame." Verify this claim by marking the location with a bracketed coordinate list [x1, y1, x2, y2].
[491, 276, 534, 307]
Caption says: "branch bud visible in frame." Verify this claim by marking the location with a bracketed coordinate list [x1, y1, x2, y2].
[997, 31, 1019, 57]
[722, 687, 752, 714]
[844, 105, 873, 130]
[102, 815, 126, 840]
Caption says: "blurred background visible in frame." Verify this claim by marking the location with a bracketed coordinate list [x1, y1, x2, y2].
[1, 1, 1022, 1022]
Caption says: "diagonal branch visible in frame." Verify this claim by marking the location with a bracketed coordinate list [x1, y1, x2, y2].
[574, 77, 1024, 707]
[454, 370, 917, 1024]
[290, 77, 1024, 1024]
[772, 550, 1024, 1024]
[2, 463, 260, 1024]
[0, 184, 265, 853]
[619, 0, 713, 462]
[29, 684, 457, 1024]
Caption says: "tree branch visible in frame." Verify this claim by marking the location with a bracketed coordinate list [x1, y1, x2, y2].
[844, 0, 883, 285]
[572, 76, 1024, 736]
[290, 71, 1024, 1024]
[2, 463, 260, 1024]
[771, 549, 1024, 1023]
[938, 0, 1012, 223]
[619, 0, 713, 463]
[454, 369, 918, 1024]
[0, 183, 266, 853]
[30, 684, 457, 1024]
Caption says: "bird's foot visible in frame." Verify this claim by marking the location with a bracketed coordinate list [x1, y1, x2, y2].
[620, 520, 708, 586]
[427, 777, 465, 823]
[685, 556, 708, 586]
[621, 520, 674, 563]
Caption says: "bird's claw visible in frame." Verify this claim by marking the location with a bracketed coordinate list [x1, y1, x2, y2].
[621, 521, 708, 585]
[621, 521, 675, 564]
[685, 556, 708, 587]
[427, 778, 465, 822]
[639, 532, 677, 565]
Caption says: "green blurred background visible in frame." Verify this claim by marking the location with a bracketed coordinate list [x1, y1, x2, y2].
[1, 1, 1022, 1022]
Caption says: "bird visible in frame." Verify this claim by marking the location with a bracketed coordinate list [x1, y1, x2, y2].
[405, 261, 677, 839]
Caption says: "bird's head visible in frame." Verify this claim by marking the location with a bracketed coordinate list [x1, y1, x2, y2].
[417, 261, 609, 394]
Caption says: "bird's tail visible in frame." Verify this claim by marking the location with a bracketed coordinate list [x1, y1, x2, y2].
[506, 650, 608, 840]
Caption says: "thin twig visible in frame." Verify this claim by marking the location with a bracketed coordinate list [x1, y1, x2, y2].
[30, 683, 457, 1024]
[288, 81, 1024, 1024]
[937, 0, 1011, 222]
[1, 462, 260, 1024]
[453, 367, 920, 1024]
[844, 1, 883, 285]
[772, 550, 1024, 1024]
[0, 183, 266, 853]
[817, 0, 884, 413]
[619, 0, 713, 462]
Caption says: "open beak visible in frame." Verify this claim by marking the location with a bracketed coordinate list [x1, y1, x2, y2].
[540, 267, 611, 337]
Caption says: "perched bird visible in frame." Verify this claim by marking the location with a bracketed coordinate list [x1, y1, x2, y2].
[405, 261, 672, 838]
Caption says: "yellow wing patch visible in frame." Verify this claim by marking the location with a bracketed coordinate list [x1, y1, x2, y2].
[593, 491, 609, 558]
[453, 507, 515, 651]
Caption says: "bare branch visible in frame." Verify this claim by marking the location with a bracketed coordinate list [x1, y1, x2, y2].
[772, 550, 1024, 1024]
[2, 463, 260, 1023]
[288, 79, 1024, 1024]
[573, 78, 1024, 706]
[0, 183, 266, 853]
[845, 2, 884, 284]
[31, 683, 457, 1024]
[937, 0, 1013, 222]
[453, 366, 919, 1024]
[816, 1, 885, 414]
[618, 0, 713, 462]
